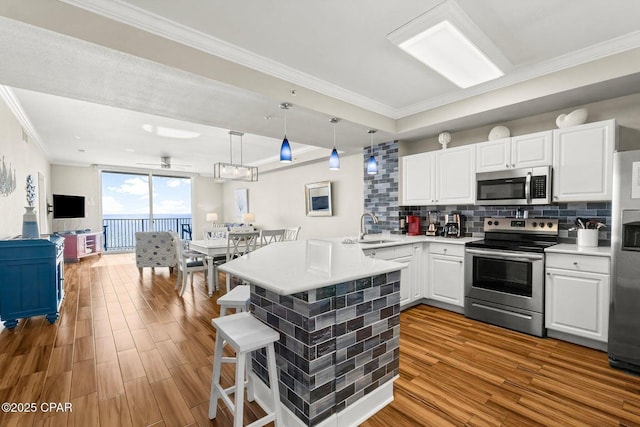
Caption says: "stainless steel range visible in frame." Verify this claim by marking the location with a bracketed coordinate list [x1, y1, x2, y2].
[464, 217, 559, 337]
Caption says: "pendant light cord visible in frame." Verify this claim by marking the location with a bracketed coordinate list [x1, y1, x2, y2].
[333, 121, 336, 149]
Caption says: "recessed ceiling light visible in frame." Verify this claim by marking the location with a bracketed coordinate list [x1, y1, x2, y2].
[387, 0, 511, 88]
[141, 124, 200, 139]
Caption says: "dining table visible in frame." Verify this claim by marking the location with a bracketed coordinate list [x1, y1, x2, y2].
[187, 239, 228, 296]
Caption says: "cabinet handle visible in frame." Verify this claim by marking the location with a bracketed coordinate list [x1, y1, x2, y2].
[573, 262, 578, 265]
[547, 272, 551, 275]
[444, 248, 447, 252]
[459, 260, 463, 264]
[512, 164, 516, 168]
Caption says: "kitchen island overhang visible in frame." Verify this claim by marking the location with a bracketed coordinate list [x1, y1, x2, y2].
[219, 240, 404, 427]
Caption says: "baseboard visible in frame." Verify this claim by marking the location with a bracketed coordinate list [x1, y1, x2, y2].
[416, 299, 465, 314]
[250, 372, 397, 427]
[547, 329, 607, 351]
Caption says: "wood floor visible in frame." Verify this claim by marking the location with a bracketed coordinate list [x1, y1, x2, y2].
[0, 253, 638, 427]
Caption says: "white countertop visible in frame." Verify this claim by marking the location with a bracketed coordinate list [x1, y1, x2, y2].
[339, 234, 480, 249]
[545, 243, 612, 257]
[218, 240, 406, 295]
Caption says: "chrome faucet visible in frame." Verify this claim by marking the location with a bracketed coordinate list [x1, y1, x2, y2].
[360, 212, 379, 240]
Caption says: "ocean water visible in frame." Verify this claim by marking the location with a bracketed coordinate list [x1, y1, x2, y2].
[103, 214, 192, 219]
[102, 214, 193, 250]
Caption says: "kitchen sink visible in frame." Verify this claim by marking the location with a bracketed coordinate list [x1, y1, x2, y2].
[358, 239, 394, 244]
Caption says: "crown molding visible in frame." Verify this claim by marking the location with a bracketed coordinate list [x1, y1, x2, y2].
[57, 1, 640, 122]
[396, 30, 640, 118]
[0, 85, 47, 154]
[59, 0, 398, 118]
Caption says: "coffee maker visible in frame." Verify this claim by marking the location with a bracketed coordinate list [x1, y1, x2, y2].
[426, 211, 439, 236]
[443, 213, 464, 238]
[406, 215, 421, 236]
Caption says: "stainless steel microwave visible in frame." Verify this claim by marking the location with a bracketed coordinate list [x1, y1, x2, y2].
[476, 166, 552, 205]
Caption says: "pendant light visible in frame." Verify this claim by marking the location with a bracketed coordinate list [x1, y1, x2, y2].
[329, 117, 340, 170]
[366, 129, 378, 175]
[279, 103, 292, 163]
[213, 131, 258, 182]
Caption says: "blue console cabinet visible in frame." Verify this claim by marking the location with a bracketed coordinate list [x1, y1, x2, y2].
[0, 236, 65, 329]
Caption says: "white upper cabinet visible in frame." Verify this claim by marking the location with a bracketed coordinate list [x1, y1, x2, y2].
[511, 130, 553, 168]
[476, 131, 552, 173]
[476, 137, 511, 172]
[401, 145, 475, 206]
[552, 119, 615, 202]
[401, 152, 434, 205]
[435, 144, 476, 205]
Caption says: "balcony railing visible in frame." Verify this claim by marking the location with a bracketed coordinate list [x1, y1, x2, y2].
[102, 217, 192, 252]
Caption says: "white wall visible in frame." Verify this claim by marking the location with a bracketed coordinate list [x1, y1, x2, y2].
[222, 153, 365, 240]
[50, 165, 102, 233]
[50, 166, 224, 238]
[192, 175, 224, 239]
[0, 98, 50, 239]
[401, 92, 640, 156]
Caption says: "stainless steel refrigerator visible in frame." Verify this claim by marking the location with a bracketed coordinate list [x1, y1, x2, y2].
[609, 149, 640, 374]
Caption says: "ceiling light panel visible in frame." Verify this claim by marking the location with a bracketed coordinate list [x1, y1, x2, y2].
[387, 0, 512, 88]
[399, 20, 503, 88]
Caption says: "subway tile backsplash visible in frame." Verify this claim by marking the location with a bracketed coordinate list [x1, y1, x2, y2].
[398, 202, 611, 245]
[363, 142, 611, 246]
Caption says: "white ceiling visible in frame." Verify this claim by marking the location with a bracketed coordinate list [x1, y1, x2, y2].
[1, 0, 640, 175]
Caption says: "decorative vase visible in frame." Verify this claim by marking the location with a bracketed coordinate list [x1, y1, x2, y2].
[488, 125, 511, 140]
[22, 206, 40, 238]
[556, 108, 588, 128]
[438, 132, 451, 149]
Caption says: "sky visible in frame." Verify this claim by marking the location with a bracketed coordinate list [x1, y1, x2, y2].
[102, 171, 191, 216]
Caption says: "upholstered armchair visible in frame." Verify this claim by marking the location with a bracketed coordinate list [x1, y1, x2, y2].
[135, 231, 179, 275]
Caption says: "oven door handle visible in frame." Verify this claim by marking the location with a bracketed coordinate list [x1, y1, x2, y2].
[466, 248, 544, 261]
[525, 171, 532, 204]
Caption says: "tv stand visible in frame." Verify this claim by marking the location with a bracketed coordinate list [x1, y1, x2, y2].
[62, 231, 103, 263]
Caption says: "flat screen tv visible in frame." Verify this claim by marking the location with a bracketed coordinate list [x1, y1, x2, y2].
[53, 194, 85, 219]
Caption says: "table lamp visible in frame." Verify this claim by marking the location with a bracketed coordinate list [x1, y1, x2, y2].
[242, 213, 255, 225]
[206, 212, 218, 230]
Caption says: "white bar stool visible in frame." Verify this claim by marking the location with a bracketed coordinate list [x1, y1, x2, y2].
[217, 285, 250, 316]
[209, 312, 282, 427]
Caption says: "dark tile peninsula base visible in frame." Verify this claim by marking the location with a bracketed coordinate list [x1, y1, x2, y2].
[250, 270, 401, 426]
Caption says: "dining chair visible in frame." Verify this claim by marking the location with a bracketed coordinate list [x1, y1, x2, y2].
[215, 231, 260, 291]
[175, 239, 208, 296]
[229, 225, 254, 232]
[204, 225, 228, 241]
[283, 226, 301, 241]
[260, 229, 285, 246]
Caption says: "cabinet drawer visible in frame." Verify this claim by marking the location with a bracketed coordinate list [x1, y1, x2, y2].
[546, 253, 609, 274]
[364, 247, 396, 260]
[393, 245, 415, 258]
[429, 243, 464, 257]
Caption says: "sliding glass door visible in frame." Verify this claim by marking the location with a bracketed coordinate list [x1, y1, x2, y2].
[101, 171, 191, 251]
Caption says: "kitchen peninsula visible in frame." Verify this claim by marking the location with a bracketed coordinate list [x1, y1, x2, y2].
[219, 239, 404, 427]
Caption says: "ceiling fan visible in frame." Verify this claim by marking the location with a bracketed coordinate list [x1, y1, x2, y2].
[136, 156, 192, 170]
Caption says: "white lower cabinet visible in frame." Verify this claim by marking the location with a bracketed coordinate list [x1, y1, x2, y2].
[545, 253, 610, 343]
[364, 244, 423, 308]
[427, 243, 465, 307]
